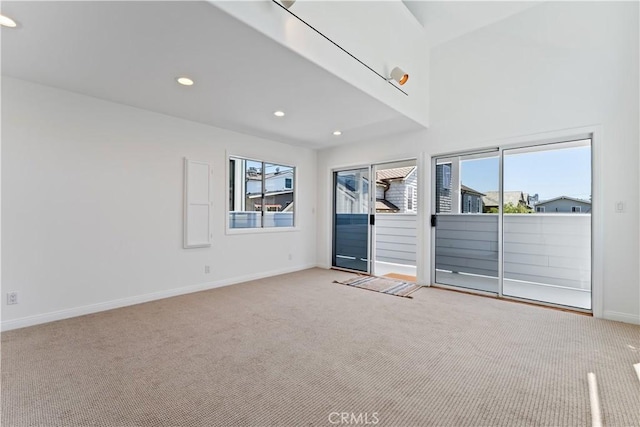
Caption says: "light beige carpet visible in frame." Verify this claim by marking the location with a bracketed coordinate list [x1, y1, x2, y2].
[2, 268, 640, 426]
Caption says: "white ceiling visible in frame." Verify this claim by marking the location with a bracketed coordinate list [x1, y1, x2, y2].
[2, 1, 544, 149]
[1, 1, 424, 149]
[403, 1, 539, 47]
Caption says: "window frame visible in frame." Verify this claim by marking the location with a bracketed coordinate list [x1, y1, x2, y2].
[572, 206, 582, 213]
[226, 155, 297, 234]
[536, 206, 546, 213]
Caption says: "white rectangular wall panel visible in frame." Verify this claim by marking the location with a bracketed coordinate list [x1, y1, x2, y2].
[184, 158, 211, 248]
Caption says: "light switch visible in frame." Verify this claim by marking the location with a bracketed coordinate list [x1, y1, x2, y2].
[615, 201, 625, 213]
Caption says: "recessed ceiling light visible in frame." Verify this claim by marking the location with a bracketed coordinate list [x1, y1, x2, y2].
[333, 130, 342, 136]
[176, 77, 194, 86]
[0, 14, 17, 28]
[274, 111, 285, 117]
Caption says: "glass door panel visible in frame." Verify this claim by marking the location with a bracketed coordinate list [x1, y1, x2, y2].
[373, 160, 418, 281]
[333, 168, 370, 272]
[434, 152, 499, 293]
[502, 140, 592, 309]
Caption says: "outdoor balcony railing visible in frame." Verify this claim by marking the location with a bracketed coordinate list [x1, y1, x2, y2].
[435, 213, 591, 309]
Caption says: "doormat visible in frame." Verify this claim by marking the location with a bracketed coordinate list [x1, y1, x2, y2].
[383, 273, 417, 282]
[333, 275, 422, 298]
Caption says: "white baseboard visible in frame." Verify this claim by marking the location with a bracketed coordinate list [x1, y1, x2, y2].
[602, 310, 640, 325]
[1, 264, 317, 332]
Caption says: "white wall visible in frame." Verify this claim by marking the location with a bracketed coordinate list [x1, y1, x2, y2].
[1, 77, 317, 330]
[213, 0, 429, 127]
[318, 2, 639, 324]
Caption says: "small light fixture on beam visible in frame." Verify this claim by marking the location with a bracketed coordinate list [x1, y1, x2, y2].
[271, 0, 408, 96]
[388, 66, 409, 86]
[274, 110, 285, 117]
[333, 130, 342, 136]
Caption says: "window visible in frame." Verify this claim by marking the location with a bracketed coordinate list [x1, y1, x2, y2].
[536, 206, 546, 212]
[572, 206, 581, 213]
[228, 157, 295, 229]
[407, 187, 415, 211]
[442, 164, 451, 189]
[436, 162, 453, 213]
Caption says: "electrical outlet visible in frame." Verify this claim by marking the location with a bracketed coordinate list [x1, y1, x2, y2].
[7, 292, 18, 305]
[204, 265, 210, 274]
[288, 253, 293, 261]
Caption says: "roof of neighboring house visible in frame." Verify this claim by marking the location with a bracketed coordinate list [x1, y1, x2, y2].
[247, 190, 293, 198]
[265, 169, 293, 179]
[483, 196, 499, 207]
[483, 191, 530, 207]
[246, 169, 294, 180]
[282, 201, 294, 212]
[375, 199, 400, 212]
[376, 166, 416, 182]
[461, 184, 485, 197]
[536, 196, 591, 206]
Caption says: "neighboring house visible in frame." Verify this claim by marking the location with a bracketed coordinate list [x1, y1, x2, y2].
[482, 196, 499, 213]
[375, 166, 417, 213]
[535, 196, 591, 213]
[435, 163, 452, 213]
[265, 168, 294, 193]
[461, 185, 485, 213]
[435, 163, 484, 213]
[262, 168, 294, 210]
[336, 174, 369, 213]
[245, 167, 294, 212]
[483, 191, 531, 210]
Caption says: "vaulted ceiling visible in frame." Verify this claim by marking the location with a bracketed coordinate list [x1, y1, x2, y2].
[2, 1, 540, 149]
[403, 1, 539, 47]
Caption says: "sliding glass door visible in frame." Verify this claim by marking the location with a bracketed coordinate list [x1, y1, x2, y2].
[502, 140, 592, 309]
[333, 160, 420, 277]
[373, 160, 418, 281]
[432, 138, 593, 310]
[434, 151, 500, 293]
[333, 168, 371, 272]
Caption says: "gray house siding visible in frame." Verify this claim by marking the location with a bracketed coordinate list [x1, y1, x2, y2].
[385, 181, 407, 212]
[536, 198, 591, 213]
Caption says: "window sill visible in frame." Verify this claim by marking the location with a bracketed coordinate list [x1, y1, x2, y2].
[225, 226, 300, 236]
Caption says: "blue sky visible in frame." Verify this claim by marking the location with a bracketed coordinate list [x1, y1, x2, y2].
[461, 145, 591, 201]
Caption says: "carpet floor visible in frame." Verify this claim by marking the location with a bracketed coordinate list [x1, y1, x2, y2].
[2, 268, 639, 426]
